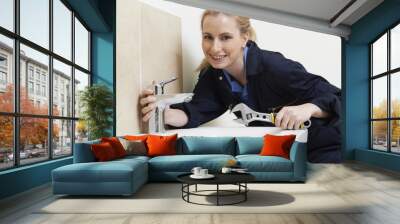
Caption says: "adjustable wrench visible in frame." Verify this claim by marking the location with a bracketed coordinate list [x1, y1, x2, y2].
[231, 103, 311, 129]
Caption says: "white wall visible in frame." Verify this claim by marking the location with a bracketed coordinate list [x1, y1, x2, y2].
[252, 21, 341, 88]
[142, 0, 342, 91]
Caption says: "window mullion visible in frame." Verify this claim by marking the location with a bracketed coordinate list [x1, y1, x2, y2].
[71, 10, 76, 155]
[388, 30, 391, 152]
[88, 31, 91, 75]
[13, 0, 20, 167]
[371, 62, 373, 146]
[370, 45, 373, 149]
[48, 0, 54, 160]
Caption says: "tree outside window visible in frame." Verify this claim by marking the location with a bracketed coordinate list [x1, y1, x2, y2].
[0, 0, 91, 170]
[371, 23, 400, 153]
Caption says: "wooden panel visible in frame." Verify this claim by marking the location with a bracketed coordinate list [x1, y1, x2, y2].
[116, 0, 182, 135]
[141, 3, 182, 95]
[116, 0, 142, 135]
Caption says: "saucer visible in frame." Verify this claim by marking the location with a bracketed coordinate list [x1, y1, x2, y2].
[190, 174, 215, 179]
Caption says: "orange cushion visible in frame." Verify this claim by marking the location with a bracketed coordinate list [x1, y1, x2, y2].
[259, 134, 296, 159]
[101, 137, 127, 158]
[91, 142, 118, 161]
[146, 134, 178, 157]
[124, 135, 148, 142]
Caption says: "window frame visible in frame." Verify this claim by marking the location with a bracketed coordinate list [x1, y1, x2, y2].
[0, 53, 7, 68]
[0, 70, 7, 85]
[0, 0, 92, 171]
[370, 20, 400, 154]
[0, 53, 7, 88]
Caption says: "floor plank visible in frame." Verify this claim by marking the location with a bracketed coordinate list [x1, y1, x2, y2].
[1, 161, 400, 224]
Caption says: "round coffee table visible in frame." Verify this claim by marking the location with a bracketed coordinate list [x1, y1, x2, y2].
[177, 173, 255, 206]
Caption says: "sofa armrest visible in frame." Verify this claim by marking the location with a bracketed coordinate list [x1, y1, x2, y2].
[73, 140, 100, 163]
[289, 141, 307, 181]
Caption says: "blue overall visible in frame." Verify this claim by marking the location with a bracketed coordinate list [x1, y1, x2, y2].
[170, 41, 341, 163]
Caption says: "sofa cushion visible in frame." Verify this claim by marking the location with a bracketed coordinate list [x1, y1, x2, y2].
[148, 154, 235, 172]
[235, 137, 263, 155]
[101, 137, 127, 158]
[74, 140, 100, 163]
[91, 142, 118, 161]
[124, 135, 148, 142]
[115, 155, 150, 163]
[52, 158, 147, 183]
[147, 134, 178, 157]
[260, 134, 296, 159]
[236, 155, 293, 172]
[177, 136, 235, 155]
[118, 138, 147, 156]
[53, 163, 134, 183]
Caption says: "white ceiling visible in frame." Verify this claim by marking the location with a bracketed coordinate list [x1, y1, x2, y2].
[166, 0, 384, 38]
[227, 0, 352, 22]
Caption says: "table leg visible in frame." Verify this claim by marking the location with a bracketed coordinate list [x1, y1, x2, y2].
[195, 184, 197, 192]
[217, 184, 219, 206]
[188, 184, 190, 202]
[181, 184, 183, 199]
[245, 183, 247, 201]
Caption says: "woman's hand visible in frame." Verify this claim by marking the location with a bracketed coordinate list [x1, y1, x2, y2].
[275, 103, 327, 129]
[164, 108, 189, 127]
[139, 88, 156, 122]
[139, 87, 189, 127]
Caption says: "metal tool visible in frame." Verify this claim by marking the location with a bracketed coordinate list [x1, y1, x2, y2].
[154, 77, 178, 95]
[148, 76, 193, 133]
[231, 103, 311, 129]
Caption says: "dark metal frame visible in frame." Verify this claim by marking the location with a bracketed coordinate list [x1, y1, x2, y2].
[0, 0, 92, 171]
[369, 20, 400, 154]
[181, 183, 249, 206]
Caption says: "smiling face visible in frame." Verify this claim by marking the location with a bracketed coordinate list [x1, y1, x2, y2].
[201, 13, 248, 70]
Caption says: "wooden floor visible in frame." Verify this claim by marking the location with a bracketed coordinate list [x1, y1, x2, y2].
[1, 162, 400, 224]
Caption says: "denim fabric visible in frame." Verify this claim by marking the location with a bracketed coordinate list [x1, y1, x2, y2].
[52, 158, 148, 195]
[73, 140, 100, 163]
[178, 136, 236, 155]
[236, 154, 293, 172]
[235, 137, 263, 155]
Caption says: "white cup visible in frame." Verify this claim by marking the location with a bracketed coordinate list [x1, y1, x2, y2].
[191, 167, 202, 176]
[199, 169, 208, 176]
[221, 167, 232, 174]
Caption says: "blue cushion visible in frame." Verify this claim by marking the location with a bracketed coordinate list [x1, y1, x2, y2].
[177, 136, 235, 155]
[52, 158, 148, 195]
[53, 162, 133, 182]
[236, 155, 293, 172]
[116, 155, 150, 163]
[148, 154, 235, 172]
[73, 140, 100, 163]
[289, 142, 307, 181]
[235, 137, 263, 155]
[53, 159, 147, 183]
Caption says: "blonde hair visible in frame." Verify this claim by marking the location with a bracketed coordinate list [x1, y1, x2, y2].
[196, 10, 257, 72]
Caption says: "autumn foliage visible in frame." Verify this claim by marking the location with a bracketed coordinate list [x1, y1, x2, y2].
[0, 84, 59, 150]
[372, 99, 400, 142]
[0, 85, 14, 149]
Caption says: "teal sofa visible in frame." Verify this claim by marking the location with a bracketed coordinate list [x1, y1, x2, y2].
[52, 133, 307, 196]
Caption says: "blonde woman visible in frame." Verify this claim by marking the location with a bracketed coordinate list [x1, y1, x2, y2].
[140, 10, 341, 163]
